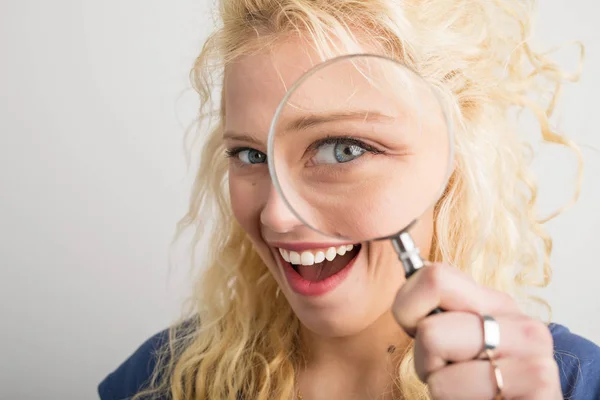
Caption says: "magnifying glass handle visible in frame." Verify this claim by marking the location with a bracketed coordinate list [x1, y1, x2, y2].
[391, 231, 444, 316]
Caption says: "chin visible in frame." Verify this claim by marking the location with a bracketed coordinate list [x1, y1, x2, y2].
[292, 298, 387, 338]
[261, 241, 400, 337]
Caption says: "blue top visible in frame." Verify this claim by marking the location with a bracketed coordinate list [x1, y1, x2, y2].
[99, 323, 600, 399]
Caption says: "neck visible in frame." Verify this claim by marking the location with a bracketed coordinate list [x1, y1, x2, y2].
[298, 310, 410, 399]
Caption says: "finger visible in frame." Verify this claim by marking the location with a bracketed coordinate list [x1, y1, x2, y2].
[427, 357, 562, 400]
[393, 263, 519, 336]
[414, 312, 554, 381]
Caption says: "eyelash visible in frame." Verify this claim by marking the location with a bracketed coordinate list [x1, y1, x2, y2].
[307, 136, 384, 155]
[224, 146, 267, 166]
[224, 147, 249, 158]
[225, 138, 382, 165]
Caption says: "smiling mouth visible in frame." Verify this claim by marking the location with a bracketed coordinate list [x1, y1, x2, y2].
[276, 244, 361, 282]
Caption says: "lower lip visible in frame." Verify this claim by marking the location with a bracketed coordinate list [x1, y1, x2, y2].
[278, 248, 360, 297]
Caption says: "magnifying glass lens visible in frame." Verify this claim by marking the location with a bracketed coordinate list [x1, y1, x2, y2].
[268, 54, 453, 243]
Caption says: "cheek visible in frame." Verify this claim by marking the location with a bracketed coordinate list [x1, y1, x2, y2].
[229, 171, 265, 237]
[229, 171, 280, 272]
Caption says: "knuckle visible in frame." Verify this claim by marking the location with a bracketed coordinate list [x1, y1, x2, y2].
[413, 343, 429, 382]
[392, 291, 410, 329]
[415, 318, 447, 381]
[416, 318, 442, 354]
[519, 318, 553, 350]
[394, 277, 412, 303]
[420, 264, 447, 294]
[427, 372, 450, 400]
[392, 303, 404, 326]
[526, 358, 560, 390]
[393, 285, 408, 309]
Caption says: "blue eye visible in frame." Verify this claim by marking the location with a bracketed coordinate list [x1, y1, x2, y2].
[226, 147, 266, 165]
[311, 141, 369, 165]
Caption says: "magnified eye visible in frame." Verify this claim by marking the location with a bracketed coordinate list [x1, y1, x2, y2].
[308, 137, 383, 166]
[313, 142, 367, 164]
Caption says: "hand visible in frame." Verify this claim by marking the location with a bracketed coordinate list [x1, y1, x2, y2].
[392, 263, 562, 400]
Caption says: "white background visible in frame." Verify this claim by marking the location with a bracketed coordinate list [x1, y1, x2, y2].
[1, 1, 598, 399]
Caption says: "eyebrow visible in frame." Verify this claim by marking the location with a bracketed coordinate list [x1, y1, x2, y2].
[222, 110, 395, 143]
[286, 110, 395, 131]
[222, 132, 263, 145]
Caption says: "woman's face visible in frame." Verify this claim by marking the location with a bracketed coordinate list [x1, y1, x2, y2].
[223, 38, 437, 337]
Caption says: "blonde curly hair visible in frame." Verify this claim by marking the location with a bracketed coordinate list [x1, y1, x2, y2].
[135, 0, 583, 398]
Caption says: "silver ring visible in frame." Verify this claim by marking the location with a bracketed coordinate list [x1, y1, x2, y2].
[480, 315, 500, 359]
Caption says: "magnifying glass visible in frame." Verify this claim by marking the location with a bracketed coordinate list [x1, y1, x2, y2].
[267, 54, 454, 308]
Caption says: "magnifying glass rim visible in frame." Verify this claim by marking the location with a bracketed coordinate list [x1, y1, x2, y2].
[266, 53, 456, 242]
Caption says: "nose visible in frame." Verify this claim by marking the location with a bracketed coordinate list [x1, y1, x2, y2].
[260, 185, 304, 233]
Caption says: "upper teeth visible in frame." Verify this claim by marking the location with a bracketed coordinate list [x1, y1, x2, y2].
[278, 245, 355, 266]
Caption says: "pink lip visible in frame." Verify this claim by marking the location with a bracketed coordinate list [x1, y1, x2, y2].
[269, 241, 356, 252]
[275, 246, 360, 297]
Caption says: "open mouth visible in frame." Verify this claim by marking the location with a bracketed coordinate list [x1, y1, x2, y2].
[277, 244, 362, 282]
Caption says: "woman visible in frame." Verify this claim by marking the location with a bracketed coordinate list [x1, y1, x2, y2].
[99, 0, 600, 399]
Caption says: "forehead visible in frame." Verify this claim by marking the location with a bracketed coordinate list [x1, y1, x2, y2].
[223, 38, 320, 142]
[223, 38, 431, 143]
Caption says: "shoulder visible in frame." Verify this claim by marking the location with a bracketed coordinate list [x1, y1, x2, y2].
[98, 329, 169, 400]
[550, 323, 600, 400]
[100, 322, 599, 399]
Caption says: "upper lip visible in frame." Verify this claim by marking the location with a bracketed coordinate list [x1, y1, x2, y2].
[268, 241, 357, 251]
